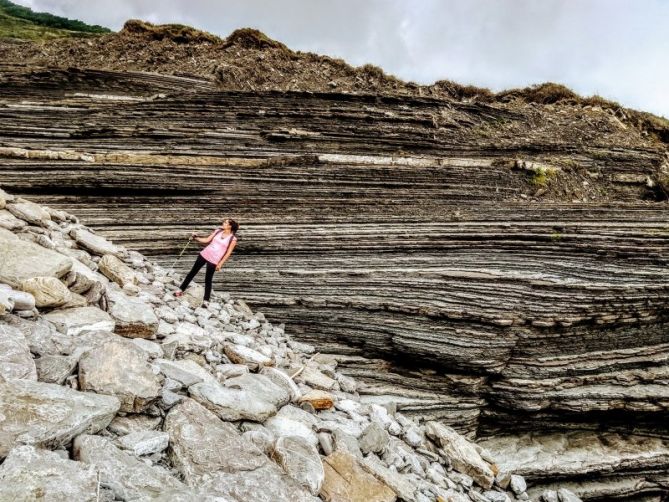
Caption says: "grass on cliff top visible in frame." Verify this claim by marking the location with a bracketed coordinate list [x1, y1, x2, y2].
[0, 0, 110, 40]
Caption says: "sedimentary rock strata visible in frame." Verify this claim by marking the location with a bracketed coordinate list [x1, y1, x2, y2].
[0, 62, 668, 498]
[0, 190, 541, 501]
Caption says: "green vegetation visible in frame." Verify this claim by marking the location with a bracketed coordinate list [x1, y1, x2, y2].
[0, 0, 110, 40]
[530, 165, 558, 187]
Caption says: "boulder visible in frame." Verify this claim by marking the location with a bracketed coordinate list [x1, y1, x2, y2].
[273, 435, 325, 495]
[118, 430, 170, 456]
[162, 322, 212, 352]
[224, 343, 275, 370]
[359, 422, 390, 455]
[362, 454, 420, 502]
[35, 354, 78, 384]
[70, 228, 121, 257]
[65, 258, 107, 295]
[425, 421, 494, 489]
[6, 199, 51, 226]
[0, 379, 120, 458]
[9, 290, 35, 311]
[20, 276, 83, 309]
[74, 434, 186, 501]
[106, 284, 159, 339]
[189, 373, 290, 422]
[265, 408, 319, 447]
[99, 254, 137, 287]
[0, 445, 98, 502]
[320, 451, 396, 502]
[165, 398, 317, 500]
[43, 306, 115, 336]
[157, 358, 219, 387]
[295, 365, 338, 391]
[0, 209, 26, 230]
[0, 228, 72, 287]
[0, 323, 37, 380]
[182, 282, 204, 309]
[78, 339, 163, 413]
[165, 398, 267, 481]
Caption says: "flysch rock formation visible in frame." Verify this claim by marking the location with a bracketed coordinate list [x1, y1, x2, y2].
[0, 188, 557, 502]
[0, 60, 668, 501]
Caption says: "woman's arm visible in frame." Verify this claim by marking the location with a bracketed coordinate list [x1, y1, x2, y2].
[192, 229, 218, 245]
[216, 238, 237, 271]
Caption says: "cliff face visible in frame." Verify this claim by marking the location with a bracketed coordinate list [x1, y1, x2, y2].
[0, 39, 668, 500]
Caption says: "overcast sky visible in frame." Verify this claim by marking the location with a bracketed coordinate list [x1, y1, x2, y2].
[14, 0, 669, 117]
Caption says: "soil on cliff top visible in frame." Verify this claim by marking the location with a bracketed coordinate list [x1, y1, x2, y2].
[1, 19, 668, 147]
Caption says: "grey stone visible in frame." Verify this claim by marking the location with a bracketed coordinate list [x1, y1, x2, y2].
[0, 323, 37, 381]
[70, 228, 121, 257]
[272, 435, 324, 495]
[157, 358, 219, 387]
[189, 373, 289, 422]
[107, 414, 162, 436]
[0, 445, 98, 502]
[106, 284, 159, 339]
[359, 421, 390, 455]
[510, 474, 527, 495]
[425, 421, 494, 489]
[35, 354, 78, 384]
[78, 339, 163, 413]
[558, 488, 583, 502]
[74, 434, 186, 501]
[332, 428, 363, 459]
[0, 227, 72, 288]
[6, 199, 51, 226]
[224, 343, 274, 370]
[43, 306, 115, 336]
[118, 430, 170, 456]
[0, 379, 120, 458]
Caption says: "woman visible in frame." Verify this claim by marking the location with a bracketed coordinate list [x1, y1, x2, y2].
[174, 218, 239, 304]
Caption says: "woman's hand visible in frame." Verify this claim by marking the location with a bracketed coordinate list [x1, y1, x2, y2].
[191, 232, 198, 239]
[216, 262, 223, 272]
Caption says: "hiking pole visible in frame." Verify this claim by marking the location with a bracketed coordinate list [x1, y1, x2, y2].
[169, 235, 193, 271]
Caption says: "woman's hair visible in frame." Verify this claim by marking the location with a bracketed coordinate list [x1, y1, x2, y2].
[227, 218, 239, 235]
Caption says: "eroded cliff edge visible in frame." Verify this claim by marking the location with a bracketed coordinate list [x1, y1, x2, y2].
[0, 26, 668, 500]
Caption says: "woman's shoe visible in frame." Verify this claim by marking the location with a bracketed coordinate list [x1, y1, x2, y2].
[174, 290, 183, 297]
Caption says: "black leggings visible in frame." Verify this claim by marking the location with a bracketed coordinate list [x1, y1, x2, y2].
[180, 254, 216, 301]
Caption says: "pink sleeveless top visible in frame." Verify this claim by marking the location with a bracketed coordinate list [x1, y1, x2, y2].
[200, 231, 237, 265]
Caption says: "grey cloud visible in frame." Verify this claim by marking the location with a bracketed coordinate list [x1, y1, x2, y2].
[13, 0, 669, 117]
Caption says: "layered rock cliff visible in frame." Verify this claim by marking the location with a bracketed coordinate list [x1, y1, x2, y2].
[1, 187, 559, 502]
[0, 22, 668, 501]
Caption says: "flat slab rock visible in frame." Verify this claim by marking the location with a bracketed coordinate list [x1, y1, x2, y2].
[0, 323, 37, 381]
[42, 306, 115, 337]
[106, 284, 159, 339]
[320, 450, 396, 502]
[189, 372, 290, 422]
[479, 430, 669, 479]
[425, 421, 495, 489]
[0, 227, 72, 288]
[74, 434, 188, 501]
[78, 338, 163, 413]
[0, 445, 98, 502]
[165, 398, 317, 502]
[0, 379, 120, 459]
